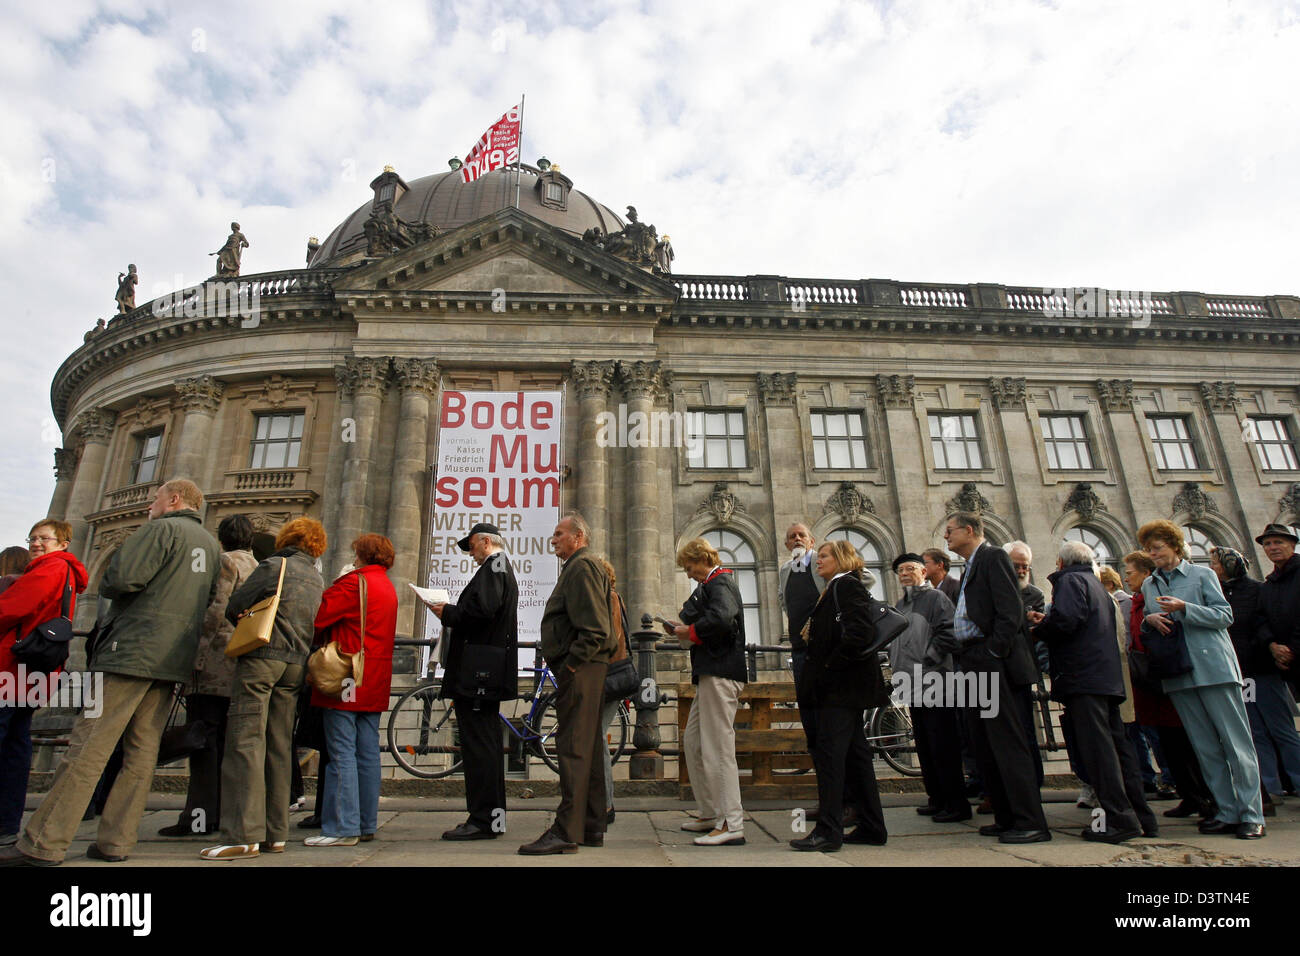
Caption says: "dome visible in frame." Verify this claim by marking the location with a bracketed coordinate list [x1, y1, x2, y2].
[309, 164, 626, 267]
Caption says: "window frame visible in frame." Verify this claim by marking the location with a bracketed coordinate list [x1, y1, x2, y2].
[685, 408, 749, 471]
[809, 409, 870, 471]
[1041, 413, 1095, 471]
[129, 429, 164, 485]
[1245, 416, 1300, 472]
[929, 412, 984, 471]
[1145, 414, 1201, 471]
[248, 410, 306, 470]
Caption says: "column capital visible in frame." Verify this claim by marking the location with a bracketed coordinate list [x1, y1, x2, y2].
[72, 408, 116, 445]
[570, 360, 616, 401]
[1198, 380, 1238, 412]
[393, 357, 440, 398]
[616, 360, 671, 403]
[54, 447, 78, 479]
[875, 374, 915, 410]
[175, 374, 225, 414]
[1096, 378, 1135, 412]
[344, 356, 392, 398]
[756, 372, 797, 406]
[988, 376, 1026, 411]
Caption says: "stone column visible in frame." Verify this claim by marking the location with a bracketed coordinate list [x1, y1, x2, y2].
[618, 360, 669, 623]
[172, 374, 224, 487]
[388, 358, 440, 637]
[570, 360, 615, 555]
[757, 373, 799, 638]
[875, 375, 931, 548]
[64, 409, 117, 557]
[986, 377, 1040, 543]
[1095, 379, 1144, 532]
[48, 447, 78, 520]
[320, 364, 356, 579]
[334, 357, 390, 561]
[1198, 382, 1259, 557]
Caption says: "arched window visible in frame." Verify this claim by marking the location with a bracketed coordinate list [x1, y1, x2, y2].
[1183, 526, 1215, 566]
[1064, 526, 1116, 568]
[825, 528, 886, 600]
[703, 529, 761, 644]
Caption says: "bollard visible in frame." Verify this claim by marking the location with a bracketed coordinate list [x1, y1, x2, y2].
[629, 613, 664, 780]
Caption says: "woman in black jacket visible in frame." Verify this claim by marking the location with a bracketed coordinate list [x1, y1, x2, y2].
[664, 537, 747, 847]
[791, 539, 890, 851]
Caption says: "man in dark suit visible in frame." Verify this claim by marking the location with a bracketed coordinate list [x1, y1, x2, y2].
[429, 522, 518, 841]
[934, 511, 1049, 843]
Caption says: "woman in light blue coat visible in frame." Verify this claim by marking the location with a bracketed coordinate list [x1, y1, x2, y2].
[1137, 520, 1264, 838]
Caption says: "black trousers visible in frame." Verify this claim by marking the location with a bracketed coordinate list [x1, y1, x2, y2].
[1156, 724, 1214, 809]
[454, 698, 506, 830]
[177, 694, 230, 832]
[1061, 694, 1155, 834]
[810, 705, 887, 844]
[1014, 684, 1045, 788]
[792, 647, 819, 752]
[553, 659, 608, 843]
[966, 665, 1047, 832]
[912, 703, 966, 815]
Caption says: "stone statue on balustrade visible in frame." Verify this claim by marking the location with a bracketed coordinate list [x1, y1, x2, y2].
[581, 205, 665, 272]
[211, 222, 249, 277]
[653, 235, 674, 275]
[114, 263, 138, 313]
[363, 207, 437, 257]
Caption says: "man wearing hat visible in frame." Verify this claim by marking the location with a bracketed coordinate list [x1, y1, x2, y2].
[428, 523, 518, 840]
[1256, 521, 1300, 697]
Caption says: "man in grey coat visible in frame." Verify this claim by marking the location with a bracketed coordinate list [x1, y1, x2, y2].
[891, 553, 967, 821]
[3, 479, 219, 866]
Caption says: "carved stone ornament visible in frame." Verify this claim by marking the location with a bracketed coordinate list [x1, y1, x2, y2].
[92, 525, 138, 555]
[570, 360, 616, 401]
[364, 208, 437, 258]
[1278, 483, 1300, 520]
[249, 512, 294, 534]
[1096, 379, 1135, 412]
[115, 396, 171, 432]
[393, 358, 440, 398]
[1198, 381, 1238, 412]
[1063, 482, 1105, 522]
[988, 376, 1027, 410]
[175, 374, 225, 414]
[345, 357, 392, 397]
[616, 360, 671, 402]
[582, 205, 661, 271]
[822, 482, 876, 523]
[1171, 482, 1219, 521]
[54, 447, 78, 480]
[875, 374, 915, 410]
[74, 408, 117, 445]
[334, 364, 355, 402]
[945, 482, 991, 515]
[695, 483, 744, 525]
[756, 372, 797, 406]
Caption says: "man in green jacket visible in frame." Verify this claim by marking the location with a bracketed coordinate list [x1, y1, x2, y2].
[2, 479, 219, 866]
[519, 513, 616, 855]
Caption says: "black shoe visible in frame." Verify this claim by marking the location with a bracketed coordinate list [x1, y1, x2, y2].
[517, 827, 578, 856]
[297, 814, 322, 830]
[915, 805, 939, 816]
[1081, 826, 1141, 844]
[582, 833, 604, 847]
[86, 844, 127, 862]
[0, 846, 58, 867]
[1152, 785, 1178, 801]
[158, 822, 215, 837]
[1236, 823, 1265, 840]
[933, 808, 973, 823]
[1198, 819, 1239, 835]
[441, 823, 497, 841]
[790, 833, 841, 852]
[606, 808, 615, 826]
[1163, 800, 1200, 818]
[978, 824, 1007, 837]
[998, 829, 1051, 844]
[1142, 824, 1160, 838]
[843, 827, 887, 845]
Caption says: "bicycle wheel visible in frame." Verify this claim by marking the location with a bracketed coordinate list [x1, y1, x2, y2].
[770, 700, 813, 775]
[609, 699, 631, 767]
[386, 682, 463, 779]
[527, 695, 631, 774]
[868, 703, 923, 777]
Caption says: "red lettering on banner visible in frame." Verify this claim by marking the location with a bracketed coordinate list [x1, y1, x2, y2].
[434, 475, 460, 507]
[501, 392, 525, 429]
[532, 401, 554, 429]
[462, 477, 486, 507]
[431, 475, 560, 509]
[490, 434, 525, 470]
[441, 392, 466, 427]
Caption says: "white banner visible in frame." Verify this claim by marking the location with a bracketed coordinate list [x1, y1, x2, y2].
[425, 390, 562, 673]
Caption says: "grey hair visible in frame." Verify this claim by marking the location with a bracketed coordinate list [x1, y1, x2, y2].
[1004, 540, 1032, 561]
[562, 511, 591, 542]
[481, 532, 506, 550]
[1058, 539, 1095, 567]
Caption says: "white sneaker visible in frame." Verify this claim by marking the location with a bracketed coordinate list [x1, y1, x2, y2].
[694, 822, 746, 846]
[1076, 784, 1098, 809]
[681, 818, 715, 833]
[200, 843, 260, 861]
[304, 835, 359, 847]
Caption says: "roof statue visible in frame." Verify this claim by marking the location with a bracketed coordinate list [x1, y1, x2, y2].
[363, 207, 438, 258]
[582, 204, 666, 272]
[210, 222, 248, 277]
[114, 263, 138, 313]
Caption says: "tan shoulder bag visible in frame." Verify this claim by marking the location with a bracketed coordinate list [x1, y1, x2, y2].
[225, 558, 287, 658]
[308, 573, 368, 698]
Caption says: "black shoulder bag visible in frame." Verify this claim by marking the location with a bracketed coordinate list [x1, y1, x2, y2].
[830, 575, 909, 658]
[1137, 572, 1194, 681]
[11, 568, 74, 674]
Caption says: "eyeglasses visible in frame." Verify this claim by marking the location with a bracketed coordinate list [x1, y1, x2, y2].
[1013, 562, 1030, 571]
[26, 535, 57, 544]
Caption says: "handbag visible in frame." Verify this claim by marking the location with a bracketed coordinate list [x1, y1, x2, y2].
[1141, 572, 1193, 680]
[830, 576, 909, 657]
[155, 690, 213, 766]
[225, 557, 288, 658]
[456, 643, 510, 699]
[308, 573, 367, 698]
[11, 568, 74, 674]
[603, 588, 640, 702]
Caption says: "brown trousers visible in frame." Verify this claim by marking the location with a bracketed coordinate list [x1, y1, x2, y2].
[20, 673, 174, 862]
[552, 659, 608, 843]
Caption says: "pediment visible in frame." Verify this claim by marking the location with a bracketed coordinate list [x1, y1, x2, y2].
[334, 207, 678, 303]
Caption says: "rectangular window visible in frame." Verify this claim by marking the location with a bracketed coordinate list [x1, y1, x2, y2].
[1042, 414, 1094, 470]
[810, 411, 868, 469]
[130, 430, 162, 484]
[929, 413, 983, 470]
[545, 182, 564, 202]
[1247, 417, 1299, 471]
[1146, 415, 1200, 470]
[686, 409, 747, 469]
[249, 412, 305, 469]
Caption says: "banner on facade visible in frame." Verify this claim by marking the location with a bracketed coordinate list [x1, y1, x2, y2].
[425, 390, 562, 673]
[458, 104, 521, 184]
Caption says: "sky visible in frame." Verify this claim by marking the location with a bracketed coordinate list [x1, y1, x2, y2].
[0, 0, 1297, 546]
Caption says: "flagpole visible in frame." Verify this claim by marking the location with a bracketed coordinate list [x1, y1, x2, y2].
[515, 94, 525, 209]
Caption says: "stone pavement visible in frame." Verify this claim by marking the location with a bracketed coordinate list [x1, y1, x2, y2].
[25, 791, 1300, 866]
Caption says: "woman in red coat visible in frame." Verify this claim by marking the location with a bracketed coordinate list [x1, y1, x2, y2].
[0, 520, 88, 843]
[305, 534, 396, 846]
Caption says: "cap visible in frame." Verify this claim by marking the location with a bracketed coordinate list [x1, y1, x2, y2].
[457, 522, 502, 552]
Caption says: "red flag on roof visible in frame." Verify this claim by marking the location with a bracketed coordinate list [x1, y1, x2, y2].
[458, 105, 521, 184]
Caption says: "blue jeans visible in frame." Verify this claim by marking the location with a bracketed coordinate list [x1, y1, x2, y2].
[320, 709, 381, 838]
[1247, 673, 1300, 796]
[1125, 721, 1157, 787]
[0, 705, 35, 835]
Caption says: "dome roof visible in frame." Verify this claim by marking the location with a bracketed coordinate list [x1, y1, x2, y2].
[309, 164, 626, 267]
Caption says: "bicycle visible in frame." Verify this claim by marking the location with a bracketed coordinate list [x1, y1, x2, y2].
[386, 647, 632, 779]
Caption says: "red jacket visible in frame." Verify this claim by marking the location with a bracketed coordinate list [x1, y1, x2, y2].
[1129, 591, 1182, 728]
[311, 565, 396, 712]
[0, 550, 89, 676]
